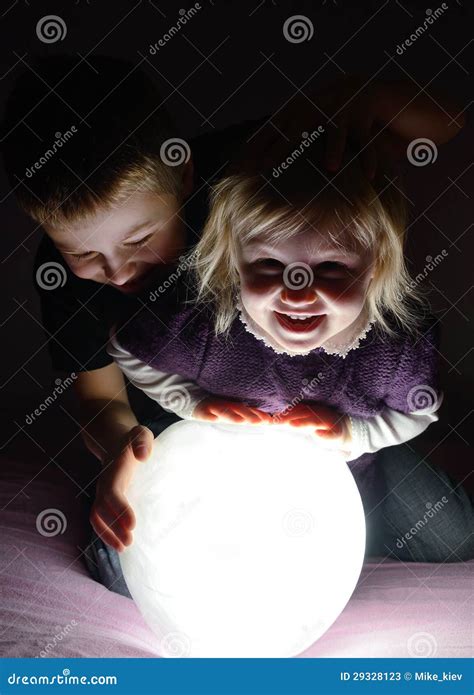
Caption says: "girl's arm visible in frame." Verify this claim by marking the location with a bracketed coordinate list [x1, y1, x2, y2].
[107, 331, 210, 419]
[107, 333, 272, 424]
[347, 402, 441, 462]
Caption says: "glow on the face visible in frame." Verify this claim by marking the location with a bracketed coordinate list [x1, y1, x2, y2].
[236, 231, 374, 354]
[120, 420, 366, 657]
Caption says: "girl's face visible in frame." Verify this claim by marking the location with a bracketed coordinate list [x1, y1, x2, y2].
[236, 228, 374, 354]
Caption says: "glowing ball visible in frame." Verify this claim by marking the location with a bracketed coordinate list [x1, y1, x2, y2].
[120, 420, 366, 657]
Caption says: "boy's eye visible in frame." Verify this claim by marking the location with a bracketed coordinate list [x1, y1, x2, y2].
[68, 251, 97, 262]
[124, 232, 155, 248]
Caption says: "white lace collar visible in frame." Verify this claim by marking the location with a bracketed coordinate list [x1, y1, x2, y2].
[236, 300, 374, 359]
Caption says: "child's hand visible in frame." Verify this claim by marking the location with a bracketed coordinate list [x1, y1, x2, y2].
[89, 424, 154, 552]
[276, 404, 352, 454]
[193, 397, 272, 425]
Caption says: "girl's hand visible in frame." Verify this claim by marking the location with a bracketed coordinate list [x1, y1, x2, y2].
[276, 403, 352, 454]
[193, 397, 272, 425]
[89, 424, 154, 552]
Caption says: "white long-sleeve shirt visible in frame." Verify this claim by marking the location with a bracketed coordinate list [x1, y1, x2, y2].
[108, 333, 441, 462]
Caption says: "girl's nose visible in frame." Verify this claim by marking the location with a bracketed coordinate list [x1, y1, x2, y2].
[280, 285, 319, 306]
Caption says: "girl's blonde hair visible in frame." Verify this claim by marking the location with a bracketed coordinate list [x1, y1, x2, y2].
[191, 145, 427, 338]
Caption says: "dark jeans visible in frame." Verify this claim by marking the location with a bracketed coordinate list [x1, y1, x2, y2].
[364, 444, 473, 563]
[84, 429, 474, 598]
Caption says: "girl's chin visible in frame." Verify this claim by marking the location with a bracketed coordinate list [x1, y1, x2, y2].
[270, 329, 325, 353]
[277, 340, 323, 354]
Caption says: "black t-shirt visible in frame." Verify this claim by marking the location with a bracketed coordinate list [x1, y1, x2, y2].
[32, 119, 263, 424]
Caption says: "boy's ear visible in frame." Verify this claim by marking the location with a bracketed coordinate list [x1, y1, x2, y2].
[182, 158, 194, 197]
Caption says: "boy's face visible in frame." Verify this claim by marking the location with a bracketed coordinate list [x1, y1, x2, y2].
[236, 227, 374, 355]
[45, 190, 186, 294]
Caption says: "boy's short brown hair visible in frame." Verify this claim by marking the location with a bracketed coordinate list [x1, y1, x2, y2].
[1, 55, 185, 226]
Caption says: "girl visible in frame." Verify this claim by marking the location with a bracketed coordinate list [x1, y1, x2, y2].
[106, 144, 473, 584]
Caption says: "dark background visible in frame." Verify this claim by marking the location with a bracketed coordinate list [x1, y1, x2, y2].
[0, 0, 472, 489]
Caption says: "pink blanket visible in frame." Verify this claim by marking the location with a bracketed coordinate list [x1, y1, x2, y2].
[1, 454, 471, 658]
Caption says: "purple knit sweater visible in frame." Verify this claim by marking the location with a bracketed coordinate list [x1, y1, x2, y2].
[116, 284, 440, 485]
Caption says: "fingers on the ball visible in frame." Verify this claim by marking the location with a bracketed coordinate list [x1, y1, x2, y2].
[130, 425, 153, 461]
[90, 511, 125, 552]
[202, 411, 218, 421]
[94, 498, 134, 544]
[249, 407, 272, 422]
[316, 428, 338, 439]
[238, 408, 262, 423]
[209, 406, 242, 422]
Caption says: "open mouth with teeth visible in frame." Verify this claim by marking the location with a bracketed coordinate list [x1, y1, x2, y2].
[274, 311, 325, 333]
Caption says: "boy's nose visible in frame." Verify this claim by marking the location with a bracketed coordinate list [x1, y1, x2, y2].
[280, 285, 319, 306]
[106, 262, 137, 285]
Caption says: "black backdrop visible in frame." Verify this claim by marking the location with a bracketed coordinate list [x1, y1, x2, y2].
[0, 0, 472, 487]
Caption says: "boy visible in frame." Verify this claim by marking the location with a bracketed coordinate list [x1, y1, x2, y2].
[1, 55, 266, 561]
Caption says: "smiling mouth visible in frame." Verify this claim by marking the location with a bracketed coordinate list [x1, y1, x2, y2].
[274, 311, 325, 333]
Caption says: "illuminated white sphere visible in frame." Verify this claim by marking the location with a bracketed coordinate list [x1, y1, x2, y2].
[120, 420, 366, 657]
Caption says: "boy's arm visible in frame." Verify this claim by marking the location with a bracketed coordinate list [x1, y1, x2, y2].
[322, 76, 466, 175]
[75, 362, 155, 552]
[73, 362, 152, 463]
[372, 78, 466, 146]
[241, 75, 466, 178]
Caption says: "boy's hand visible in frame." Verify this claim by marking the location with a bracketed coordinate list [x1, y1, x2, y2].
[276, 404, 352, 454]
[238, 74, 465, 182]
[236, 75, 381, 180]
[193, 397, 272, 425]
[89, 424, 154, 552]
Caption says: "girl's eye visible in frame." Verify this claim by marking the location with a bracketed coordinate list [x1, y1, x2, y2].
[317, 261, 348, 274]
[254, 258, 284, 269]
